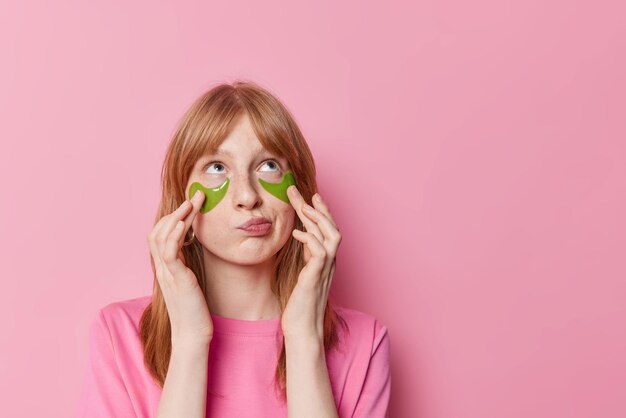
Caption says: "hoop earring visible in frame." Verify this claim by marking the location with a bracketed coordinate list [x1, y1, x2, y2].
[182, 230, 195, 246]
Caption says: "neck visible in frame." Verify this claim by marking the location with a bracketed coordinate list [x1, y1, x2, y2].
[201, 247, 281, 321]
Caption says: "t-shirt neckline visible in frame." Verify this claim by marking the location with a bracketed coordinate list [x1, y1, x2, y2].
[209, 312, 281, 336]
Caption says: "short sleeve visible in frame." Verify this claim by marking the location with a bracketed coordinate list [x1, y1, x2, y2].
[352, 324, 391, 418]
[76, 309, 137, 418]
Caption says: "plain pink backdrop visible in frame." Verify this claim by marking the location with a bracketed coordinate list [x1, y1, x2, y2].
[1, 1, 624, 417]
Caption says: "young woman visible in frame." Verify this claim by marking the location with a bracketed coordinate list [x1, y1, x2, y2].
[77, 81, 391, 418]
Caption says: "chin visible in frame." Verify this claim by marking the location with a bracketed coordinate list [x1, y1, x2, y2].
[202, 233, 290, 265]
[207, 245, 277, 266]
[228, 252, 276, 266]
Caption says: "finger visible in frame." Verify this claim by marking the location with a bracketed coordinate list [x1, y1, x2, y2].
[155, 197, 193, 231]
[311, 193, 338, 230]
[323, 259, 337, 293]
[147, 242, 162, 283]
[182, 189, 206, 231]
[156, 190, 204, 249]
[308, 194, 342, 281]
[291, 229, 326, 273]
[148, 199, 193, 275]
[162, 220, 192, 280]
[148, 236, 175, 291]
[287, 185, 324, 244]
[297, 201, 339, 291]
[154, 200, 194, 250]
[301, 201, 341, 255]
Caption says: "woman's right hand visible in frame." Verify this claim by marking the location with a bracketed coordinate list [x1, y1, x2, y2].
[147, 190, 213, 345]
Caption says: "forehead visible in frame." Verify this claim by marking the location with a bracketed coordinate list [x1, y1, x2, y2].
[197, 114, 288, 165]
[200, 145, 279, 163]
[210, 146, 271, 158]
[207, 114, 266, 156]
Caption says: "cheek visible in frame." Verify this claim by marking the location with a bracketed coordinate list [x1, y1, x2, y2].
[191, 205, 230, 237]
[280, 207, 297, 231]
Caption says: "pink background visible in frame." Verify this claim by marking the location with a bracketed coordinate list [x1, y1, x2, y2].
[1, 1, 624, 417]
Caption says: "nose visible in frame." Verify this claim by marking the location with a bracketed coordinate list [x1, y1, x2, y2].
[231, 173, 262, 210]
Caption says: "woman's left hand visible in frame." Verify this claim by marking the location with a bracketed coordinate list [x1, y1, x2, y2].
[281, 185, 342, 342]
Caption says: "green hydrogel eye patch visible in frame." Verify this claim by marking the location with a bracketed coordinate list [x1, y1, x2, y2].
[188, 177, 230, 214]
[258, 171, 297, 203]
[188, 171, 297, 214]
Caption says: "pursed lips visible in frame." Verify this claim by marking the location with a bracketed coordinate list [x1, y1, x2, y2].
[238, 216, 272, 229]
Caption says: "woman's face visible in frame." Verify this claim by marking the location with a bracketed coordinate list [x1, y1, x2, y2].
[186, 114, 297, 266]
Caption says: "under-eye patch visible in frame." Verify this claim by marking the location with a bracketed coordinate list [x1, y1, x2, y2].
[188, 177, 230, 214]
[188, 170, 297, 213]
[258, 171, 297, 203]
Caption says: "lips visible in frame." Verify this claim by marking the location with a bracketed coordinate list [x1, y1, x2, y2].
[238, 216, 272, 229]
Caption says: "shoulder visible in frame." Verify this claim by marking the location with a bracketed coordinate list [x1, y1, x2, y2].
[93, 295, 152, 339]
[99, 294, 152, 318]
[83, 295, 161, 403]
[330, 307, 391, 416]
[332, 305, 390, 356]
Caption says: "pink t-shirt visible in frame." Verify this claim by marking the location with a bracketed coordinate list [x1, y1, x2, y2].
[76, 295, 391, 418]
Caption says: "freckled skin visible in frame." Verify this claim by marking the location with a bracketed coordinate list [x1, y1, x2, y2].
[189, 171, 297, 213]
